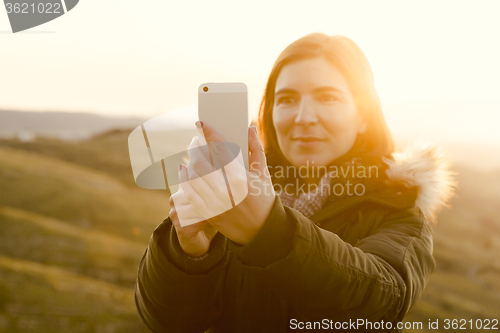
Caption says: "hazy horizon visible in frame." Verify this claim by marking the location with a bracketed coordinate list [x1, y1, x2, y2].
[3, 97, 499, 146]
[2, 106, 500, 172]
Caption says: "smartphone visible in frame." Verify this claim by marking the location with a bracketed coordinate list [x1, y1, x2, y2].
[198, 82, 249, 170]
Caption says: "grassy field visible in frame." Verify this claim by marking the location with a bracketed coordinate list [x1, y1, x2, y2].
[0, 130, 499, 332]
[0, 131, 169, 332]
[404, 165, 500, 332]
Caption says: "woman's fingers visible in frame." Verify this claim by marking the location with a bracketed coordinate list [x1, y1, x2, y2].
[248, 126, 269, 180]
[198, 122, 240, 169]
[169, 205, 181, 228]
[186, 165, 220, 204]
[177, 164, 209, 217]
[186, 135, 228, 197]
[176, 203, 204, 219]
[188, 147, 214, 181]
[195, 123, 208, 146]
[170, 186, 189, 205]
[186, 168, 233, 219]
[183, 138, 235, 220]
[188, 136, 213, 176]
[186, 142, 229, 200]
[187, 134, 234, 200]
[180, 162, 231, 222]
[198, 121, 225, 143]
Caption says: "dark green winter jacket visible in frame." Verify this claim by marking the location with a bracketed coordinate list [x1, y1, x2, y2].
[135, 144, 455, 332]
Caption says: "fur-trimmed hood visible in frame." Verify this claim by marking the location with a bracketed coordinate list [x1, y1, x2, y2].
[384, 141, 457, 224]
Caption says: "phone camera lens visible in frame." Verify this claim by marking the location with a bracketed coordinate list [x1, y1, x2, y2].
[203, 86, 209, 92]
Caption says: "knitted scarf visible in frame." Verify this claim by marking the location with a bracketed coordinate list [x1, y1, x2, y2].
[277, 156, 387, 219]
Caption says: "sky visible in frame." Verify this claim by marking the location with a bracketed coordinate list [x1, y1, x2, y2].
[1, 0, 500, 147]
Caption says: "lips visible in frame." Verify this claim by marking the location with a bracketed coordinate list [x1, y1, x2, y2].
[292, 137, 325, 142]
[291, 136, 326, 148]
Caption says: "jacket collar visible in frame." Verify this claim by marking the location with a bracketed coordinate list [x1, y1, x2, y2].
[383, 141, 457, 223]
[311, 141, 457, 224]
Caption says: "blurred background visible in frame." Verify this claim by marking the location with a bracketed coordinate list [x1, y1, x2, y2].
[1, 0, 499, 332]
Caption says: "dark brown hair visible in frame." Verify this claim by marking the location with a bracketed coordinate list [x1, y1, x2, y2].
[258, 33, 394, 185]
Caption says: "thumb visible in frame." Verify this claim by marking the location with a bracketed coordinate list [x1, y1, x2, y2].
[248, 126, 269, 180]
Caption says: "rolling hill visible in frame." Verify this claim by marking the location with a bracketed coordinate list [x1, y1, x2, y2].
[0, 131, 168, 332]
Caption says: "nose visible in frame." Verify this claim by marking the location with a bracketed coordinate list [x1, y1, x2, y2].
[294, 96, 318, 126]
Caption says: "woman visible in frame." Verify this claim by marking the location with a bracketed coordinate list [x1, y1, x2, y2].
[135, 33, 455, 332]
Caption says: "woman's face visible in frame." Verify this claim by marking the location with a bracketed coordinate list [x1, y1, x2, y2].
[272, 56, 366, 169]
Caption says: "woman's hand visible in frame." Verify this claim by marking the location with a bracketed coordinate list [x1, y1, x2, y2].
[184, 122, 276, 246]
[169, 166, 218, 258]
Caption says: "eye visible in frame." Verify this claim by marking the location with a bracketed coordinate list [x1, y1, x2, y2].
[317, 94, 337, 103]
[276, 96, 297, 105]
